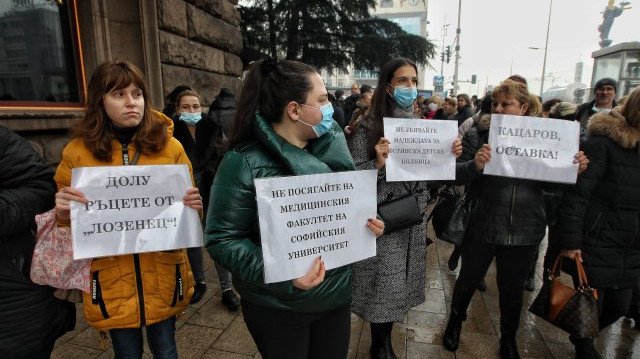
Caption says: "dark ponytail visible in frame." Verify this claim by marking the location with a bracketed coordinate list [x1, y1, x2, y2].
[228, 59, 319, 148]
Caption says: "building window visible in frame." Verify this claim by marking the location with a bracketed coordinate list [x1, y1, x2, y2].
[0, 0, 83, 107]
[380, 0, 393, 8]
[389, 16, 422, 36]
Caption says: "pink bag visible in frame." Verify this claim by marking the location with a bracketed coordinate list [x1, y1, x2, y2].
[30, 209, 91, 293]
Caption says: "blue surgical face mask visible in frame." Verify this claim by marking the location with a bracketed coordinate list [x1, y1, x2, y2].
[299, 103, 335, 137]
[179, 112, 202, 125]
[390, 84, 418, 108]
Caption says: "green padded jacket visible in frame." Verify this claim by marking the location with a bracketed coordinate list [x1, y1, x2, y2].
[205, 115, 356, 313]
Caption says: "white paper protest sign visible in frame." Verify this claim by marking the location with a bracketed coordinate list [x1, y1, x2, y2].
[70, 165, 203, 259]
[255, 170, 378, 283]
[483, 114, 580, 183]
[383, 117, 457, 181]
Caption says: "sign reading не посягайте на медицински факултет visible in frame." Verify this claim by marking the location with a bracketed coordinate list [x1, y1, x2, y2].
[483, 114, 580, 183]
[69, 165, 203, 259]
[255, 170, 378, 283]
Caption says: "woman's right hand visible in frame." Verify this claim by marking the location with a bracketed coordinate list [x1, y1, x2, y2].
[374, 137, 390, 169]
[293, 256, 325, 290]
[473, 144, 492, 171]
[55, 187, 87, 220]
[560, 249, 583, 262]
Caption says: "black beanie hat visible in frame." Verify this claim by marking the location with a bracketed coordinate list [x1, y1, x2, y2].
[594, 78, 617, 93]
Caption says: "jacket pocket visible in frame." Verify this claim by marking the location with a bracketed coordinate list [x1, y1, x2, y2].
[156, 251, 188, 307]
[86, 258, 124, 322]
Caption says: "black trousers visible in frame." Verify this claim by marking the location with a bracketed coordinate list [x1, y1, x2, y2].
[241, 300, 351, 359]
[595, 286, 633, 330]
[450, 239, 538, 338]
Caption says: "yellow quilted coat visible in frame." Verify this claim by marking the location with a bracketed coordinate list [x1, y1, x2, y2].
[54, 111, 195, 330]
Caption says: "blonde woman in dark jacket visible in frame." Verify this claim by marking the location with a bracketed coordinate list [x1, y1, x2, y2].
[443, 80, 588, 359]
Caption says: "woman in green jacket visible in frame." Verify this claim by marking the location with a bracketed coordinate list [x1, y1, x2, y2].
[204, 59, 384, 359]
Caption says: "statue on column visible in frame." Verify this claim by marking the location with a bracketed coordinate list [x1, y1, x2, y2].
[599, 0, 632, 48]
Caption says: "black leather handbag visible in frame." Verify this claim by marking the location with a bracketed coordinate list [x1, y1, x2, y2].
[437, 192, 474, 246]
[431, 186, 460, 240]
[377, 183, 423, 234]
[529, 255, 599, 339]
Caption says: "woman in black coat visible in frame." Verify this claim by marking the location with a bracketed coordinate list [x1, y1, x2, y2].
[556, 86, 640, 358]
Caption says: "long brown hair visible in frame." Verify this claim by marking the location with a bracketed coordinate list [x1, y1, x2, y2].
[364, 58, 418, 159]
[75, 61, 167, 162]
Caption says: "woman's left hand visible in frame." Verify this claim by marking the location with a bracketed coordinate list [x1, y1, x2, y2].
[574, 151, 589, 174]
[452, 138, 463, 158]
[367, 218, 385, 237]
[183, 187, 203, 212]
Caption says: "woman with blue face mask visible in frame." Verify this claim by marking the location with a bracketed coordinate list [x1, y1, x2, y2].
[348, 58, 462, 359]
[171, 90, 210, 305]
[205, 58, 385, 359]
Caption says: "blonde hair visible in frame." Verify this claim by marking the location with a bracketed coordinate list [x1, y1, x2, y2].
[427, 95, 444, 107]
[492, 79, 542, 117]
[621, 86, 640, 129]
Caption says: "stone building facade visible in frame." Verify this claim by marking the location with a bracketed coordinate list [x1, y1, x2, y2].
[0, 0, 243, 165]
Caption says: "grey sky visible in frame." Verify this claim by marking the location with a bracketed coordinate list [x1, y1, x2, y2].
[427, 0, 639, 96]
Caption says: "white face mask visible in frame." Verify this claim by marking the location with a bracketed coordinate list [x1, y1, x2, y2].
[427, 103, 438, 112]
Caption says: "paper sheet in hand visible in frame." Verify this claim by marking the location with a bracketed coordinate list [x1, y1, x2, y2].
[70, 165, 203, 259]
[483, 114, 580, 183]
[255, 170, 378, 283]
[383, 118, 457, 181]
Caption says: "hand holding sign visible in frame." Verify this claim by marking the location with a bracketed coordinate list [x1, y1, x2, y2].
[383, 118, 458, 181]
[182, 187, 203, 213]
[575, 151, 589, 174]
[293, 256, 326, 290]
[367, 218, 385, 237]
[69, 165, 203, 259]
[483, 115, 581, 183]
[374, 137, 390, 169]
[453, 138, 463, 158]
[55, 187, 88, 220]
[474, 144, 492, 171]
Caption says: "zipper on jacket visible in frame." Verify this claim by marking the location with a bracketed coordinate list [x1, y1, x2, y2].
[170, 264, 184, 307]
[120, 142, 145, 324]
[507, 180, 518, 246]
[133, 254, 146, 326]
[121, 142, 130, 165]
[92, 272, 110, 319]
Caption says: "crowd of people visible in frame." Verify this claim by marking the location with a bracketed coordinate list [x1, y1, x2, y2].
[1, 55, 639, 359]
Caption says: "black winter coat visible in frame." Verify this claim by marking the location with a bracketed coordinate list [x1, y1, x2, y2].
[199, 93, 236, 213]
[0, 126, 56, 258]
[455, 104, 474, 126]
[456, 115, 554, 246]
[0, 126, 75, 357]
[556, 109, 640, 289]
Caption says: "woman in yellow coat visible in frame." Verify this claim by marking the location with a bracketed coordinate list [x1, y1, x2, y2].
[54, 61, 200, 359]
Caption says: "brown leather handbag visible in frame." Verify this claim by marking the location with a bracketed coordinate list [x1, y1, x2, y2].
[529, 255, 599, 339]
